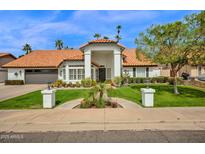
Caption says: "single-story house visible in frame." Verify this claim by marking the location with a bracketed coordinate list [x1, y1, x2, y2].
[2, 39, 161, 84]
[0, 53, 16, 82]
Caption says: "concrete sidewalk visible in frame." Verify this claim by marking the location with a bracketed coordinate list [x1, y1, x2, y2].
[1, 107, 205, 132]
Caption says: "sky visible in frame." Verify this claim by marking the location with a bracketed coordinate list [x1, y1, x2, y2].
[0, 10, 199, 57]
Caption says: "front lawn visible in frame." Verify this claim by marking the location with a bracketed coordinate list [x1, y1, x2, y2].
[0, 89, 89, 109]
[108, 84, 205, 107]
[1, 84, 205, 109]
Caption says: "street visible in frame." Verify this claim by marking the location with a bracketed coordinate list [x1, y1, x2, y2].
[1, 130, 205, 143]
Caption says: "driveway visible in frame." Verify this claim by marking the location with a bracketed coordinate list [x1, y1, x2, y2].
[0, 83, 47, 101]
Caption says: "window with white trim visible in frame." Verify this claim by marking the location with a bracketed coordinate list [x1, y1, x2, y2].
[69, 68, 84, 80]
[106, 68, 111, 80]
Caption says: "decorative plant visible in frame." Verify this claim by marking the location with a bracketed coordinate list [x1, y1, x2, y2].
[112, 76, 122, 87]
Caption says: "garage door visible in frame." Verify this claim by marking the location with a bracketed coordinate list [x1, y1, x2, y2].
[25, 69, 58, 84]
[0, 69, 7, 83]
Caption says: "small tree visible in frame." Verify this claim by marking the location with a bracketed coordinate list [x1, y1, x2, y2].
[22, 43, 32, 54]
[136, 21, 196, 94]
[93, 33, 101, 39]
[55, 40, 64, 50]
[185, 11, 205, 64]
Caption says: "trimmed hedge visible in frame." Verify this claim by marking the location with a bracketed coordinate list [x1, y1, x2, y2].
[124, 76, 183, 85]
[5, 80, 24, 85]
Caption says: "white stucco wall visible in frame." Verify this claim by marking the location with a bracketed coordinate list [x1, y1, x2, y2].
[83, 44, 122, 78]
[91, 51, 114, 78]
[149, 67, 160, 77]
[123, 67, 160, 78]
[123, 67, 134, 77]
[8, 68, 25, 81]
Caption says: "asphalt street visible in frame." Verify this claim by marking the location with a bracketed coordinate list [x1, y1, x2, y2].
[1, 130, 205, 143]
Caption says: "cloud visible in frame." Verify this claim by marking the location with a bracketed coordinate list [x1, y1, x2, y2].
[0, 10, 199, 56]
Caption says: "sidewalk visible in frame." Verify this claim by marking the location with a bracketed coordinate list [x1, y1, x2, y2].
[1, 107, 205, 132]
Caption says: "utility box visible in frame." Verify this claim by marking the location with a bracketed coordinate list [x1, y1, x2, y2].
[41, 89, 56, 108]
[141, 88, 155, 107]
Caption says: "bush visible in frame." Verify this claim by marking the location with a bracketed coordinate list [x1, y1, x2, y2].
[92, 80, 97, 86]
[52, 80, 63, 88]
[168, 77, 184, 85]
[5, 80, 24, 85]
[76, 82, 81, 87]
[112, 76, 122, 87]
[151, 76, 168, 83]
[81, 78, 93, 87]
[80, 98, 91, 108]
[104, 80, 112, 84]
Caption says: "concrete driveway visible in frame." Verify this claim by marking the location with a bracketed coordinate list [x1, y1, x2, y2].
[0, 83, 47, 101]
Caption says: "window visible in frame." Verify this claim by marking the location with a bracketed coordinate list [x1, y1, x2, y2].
[69, 68, 84, 80]
[106, 68, 111, 80]
[63, 68, 66, 80]
[136, 68, 146, 77]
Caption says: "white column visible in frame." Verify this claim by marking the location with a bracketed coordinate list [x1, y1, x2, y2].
[66, 63, 69, 82]
[84, 50, 91, 78]
[114, 50, 121, 77]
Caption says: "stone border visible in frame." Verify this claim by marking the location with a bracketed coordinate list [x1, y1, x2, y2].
[56, 97, 141, 109]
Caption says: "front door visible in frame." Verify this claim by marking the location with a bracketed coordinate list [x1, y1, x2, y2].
[99, 68, 106, 82]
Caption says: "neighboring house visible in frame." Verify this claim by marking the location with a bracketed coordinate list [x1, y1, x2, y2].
[2, 39, 160, 84]
[160, 64, 205, 78]
[0, 53, 16, 82]
[179, 64, 205, 78]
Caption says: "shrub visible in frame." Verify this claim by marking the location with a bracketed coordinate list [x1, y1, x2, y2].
[112, 76, 122, 87]
[151, 76, 167, 83]
[68, 82, 73, 87]
[92, 80, 97, 86]
[81, 78, 92, 87]
[80, 98, 91, 108]
[52, 80, 63, 88]
[104, 80, 112, 84]
[62, 82, 67, 87]
[5, 80, 24, 85]
[76, 81, 81, 87]
[122, 73, 130, 84]
[95, 97, 105, 108]
[168, 77, 184, 85]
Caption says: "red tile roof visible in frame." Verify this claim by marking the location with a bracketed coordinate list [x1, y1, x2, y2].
[0, 53, 16, 59]
[3, 48, 156, 68]
[3, 50, 83, 68]
[122, 49, 157, 67]
[80, 39, 125, 49]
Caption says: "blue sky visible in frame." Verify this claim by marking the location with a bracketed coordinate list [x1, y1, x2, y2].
[0, 10, 199, 56]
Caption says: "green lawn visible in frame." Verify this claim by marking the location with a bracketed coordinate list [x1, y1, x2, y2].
[0, 89, 89, 109]
[1, 85, 205, 109]
[108, 84, 205, 107]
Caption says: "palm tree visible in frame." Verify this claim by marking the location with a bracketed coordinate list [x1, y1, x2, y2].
[22, 43, 32, 54]
[55, 40, 64, 50]
[93, 33, 101, 39]
[115, 35, 122, 42]
[116, 25, 122, 43]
